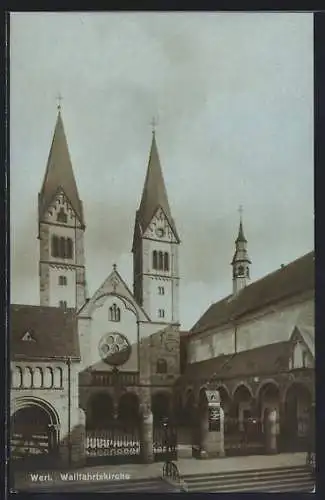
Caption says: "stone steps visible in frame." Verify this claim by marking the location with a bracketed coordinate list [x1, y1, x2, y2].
[19, 477, 176, 493]
[181, 465, 314, 493]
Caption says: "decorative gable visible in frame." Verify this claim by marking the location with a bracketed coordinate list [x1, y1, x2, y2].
[144, 207, 178, 242]
[78, 266, 150, 322]
[44, 188, 82, 227]
[289, 325, 314, 370]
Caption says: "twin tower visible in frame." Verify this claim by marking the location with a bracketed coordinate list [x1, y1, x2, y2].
[37, 110, 181, 324]
[38, 110, 251, 324]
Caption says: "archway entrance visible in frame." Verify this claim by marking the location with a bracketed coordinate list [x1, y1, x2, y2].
[152, 392, 177, 462]
[87, 392, 114, 429]
[11, 401, 59, 469]
[283, 383, 312, 451]
[257, 382, 280, 436]
[226, 384, 263, 456]
[86, 391, 141, 465]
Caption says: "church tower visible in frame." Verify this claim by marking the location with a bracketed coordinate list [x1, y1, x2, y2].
[38, 106, 87, 310]
[132, 129, 180, 324]
[231, 208, 251, 294]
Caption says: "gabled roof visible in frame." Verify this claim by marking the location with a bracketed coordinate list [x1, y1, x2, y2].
[291, 300, 315, 357]
[10, 305, 80, 360]
[135, 132, 179, 241]
[78, 265, 151, 322]
[178, 341, 291, 386]
[191, 251, 314, 336]
[39, 111, 84, 225]
[295, 325, 315, 358]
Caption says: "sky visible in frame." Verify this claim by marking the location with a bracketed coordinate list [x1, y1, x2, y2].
[10, 12, 314, 330]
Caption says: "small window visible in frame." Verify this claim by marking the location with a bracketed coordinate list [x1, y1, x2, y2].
[238, 265, 244, 276]
[158, 286, 165, 295]
[57, 207, 68, 223]
[109, 303, 121, 322]
[59, 300, 67, 309]
[158, 309, 165, 319]
[156, 358, 167, 374]
[59, 275, 67, 286]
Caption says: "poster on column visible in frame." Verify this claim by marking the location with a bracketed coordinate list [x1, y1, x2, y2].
[208, 406, 221, 432]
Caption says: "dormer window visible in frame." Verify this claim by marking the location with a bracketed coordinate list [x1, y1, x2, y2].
[57, 207, 68, 223]
[21, 331, 35, 342]
[109, 303, 121, 322]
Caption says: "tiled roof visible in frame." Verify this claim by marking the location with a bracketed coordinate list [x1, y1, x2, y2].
[178, 341, 291, 386]
[10, 305, 80, 360]
[39, 111, 84, 225]
[191, 251, 314, 335]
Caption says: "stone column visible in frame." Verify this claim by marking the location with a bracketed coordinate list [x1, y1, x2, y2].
[199, 390, 225, 458]
[140, 406, 154, 464]
[265, 409, 278, 454]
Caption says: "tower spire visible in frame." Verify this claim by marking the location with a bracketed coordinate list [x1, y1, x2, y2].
[38, 108, 84, 226]
[135, 130, 179, 241]
[231, 206, 251, 294]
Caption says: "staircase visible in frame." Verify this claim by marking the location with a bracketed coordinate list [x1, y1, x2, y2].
[181, 466, 314, 493]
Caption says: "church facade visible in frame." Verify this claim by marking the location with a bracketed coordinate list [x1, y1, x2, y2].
[10, 109, 182, 469]
[10, 108, 314, 471]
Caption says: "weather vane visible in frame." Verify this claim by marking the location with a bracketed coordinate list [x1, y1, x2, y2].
[56, 93, 63, 111]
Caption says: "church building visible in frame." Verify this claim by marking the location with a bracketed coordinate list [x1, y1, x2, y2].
[176, 216, 314, 456]
[10, 106, 314, 470]
[10, 108, 182, 468]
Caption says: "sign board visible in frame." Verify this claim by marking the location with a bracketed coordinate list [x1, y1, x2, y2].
[205, 389, 220, 405]
[208, 406, 221, 432]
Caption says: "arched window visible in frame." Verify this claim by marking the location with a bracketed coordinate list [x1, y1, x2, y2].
[164, 252, 169, 271]
[59, 237, 65, 258]
[109, 303, 121, 322]
[59, 275, 67, 286]
[44, 367, 54, 388]
[152, 250, 158, 270]
[51, 235, 59, 257]
[156, 358, 167, 374]
[57, 207, 67, 223]
[24, 367, 33, 389]
[54, 367, 63, 388]
[12, 366, 23, 388]
[238, 265, 244, 276]
[66, 238, 73, 259]
[158, 251, 164, 271]
[33, 367, 43, 388]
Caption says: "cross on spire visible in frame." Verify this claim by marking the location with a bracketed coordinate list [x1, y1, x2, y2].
[150, 116, 158, 134]
[56, 93, 63, 111]
[238, 205, 243, 219]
